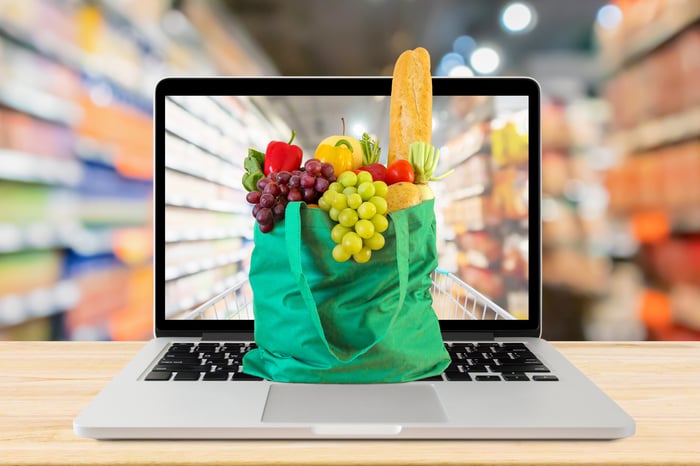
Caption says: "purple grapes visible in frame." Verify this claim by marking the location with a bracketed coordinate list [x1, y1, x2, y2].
[314, 177, 329, 193]
[246, 191, 261, 204]
[259, 193, 275, 208]
[287, 189, 303, 202]
[300, 173, 315, 189]
[248, 158, 336, 233]
[320, 163, 334, 178]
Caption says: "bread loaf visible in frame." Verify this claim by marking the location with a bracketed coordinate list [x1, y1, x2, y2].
[388, 47, 432, 166]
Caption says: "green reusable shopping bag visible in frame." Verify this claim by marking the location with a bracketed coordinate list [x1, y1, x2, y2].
[242, 199, 450, 383]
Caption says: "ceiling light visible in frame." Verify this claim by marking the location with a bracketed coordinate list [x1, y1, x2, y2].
[439, 52, 465, 76]
[470, 47, 500, 75]
[452, 35, 476, 59]
[448, 65, 474, 77]
[501, 2, 534, 33]
[352, 122, 366, 136]
[597, 4, 623, 30]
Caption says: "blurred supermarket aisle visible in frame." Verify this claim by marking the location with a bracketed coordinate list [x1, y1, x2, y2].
[1, 0, 699, 341]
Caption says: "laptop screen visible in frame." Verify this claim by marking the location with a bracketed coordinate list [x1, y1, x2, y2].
[158, 78, 539, 334]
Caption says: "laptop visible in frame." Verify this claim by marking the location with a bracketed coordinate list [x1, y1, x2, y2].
[74, 77, 635, 439]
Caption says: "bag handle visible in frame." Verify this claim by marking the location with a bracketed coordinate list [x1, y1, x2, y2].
[285, 202, 409, 362]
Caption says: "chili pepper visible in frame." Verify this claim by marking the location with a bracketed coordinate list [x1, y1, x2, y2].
[314, 139, 354, 176]
[242, 148, 266, 192]
[263, 130, 303, 175]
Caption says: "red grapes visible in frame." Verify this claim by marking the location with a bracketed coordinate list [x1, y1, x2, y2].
[245, 158, 337, 233]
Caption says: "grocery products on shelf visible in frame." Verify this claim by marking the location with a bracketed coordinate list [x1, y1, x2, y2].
[597, 0, 700, 339]
[0, 0, 273, 340]
[164, 93, 284, 319]
[434, 97, 530, 319]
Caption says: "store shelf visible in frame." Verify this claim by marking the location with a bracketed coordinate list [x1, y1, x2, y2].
[74, 138, 117, 168]
[600, 4, 700, 77]
[0, 223, 118, 255]
[165, 195, 249, 214]
[611, 106, 700, 154]
[165, 271, 247, 318]
[165, 249, 249, 282]
[440, 138, 488, 172]
[0, 82, 82, 126]
[0, 279, 80, 326]
[443, 184, 488, 203]
[0, 150, 83, 186]
[80, 199, 150, 226]
[165, 129, 239, 168]
[165, 162, 243, 191]
[0, 19, 151, 106]
[165, 227, 253, 244]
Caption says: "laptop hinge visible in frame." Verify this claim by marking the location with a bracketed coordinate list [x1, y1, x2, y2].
[201, 332, 253, 341]
[442, 332, 495, 341]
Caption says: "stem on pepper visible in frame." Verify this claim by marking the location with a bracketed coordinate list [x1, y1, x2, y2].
[341, 117, 345, 135]
[334, 139, 353, 151]
[287, 130, 297, 145]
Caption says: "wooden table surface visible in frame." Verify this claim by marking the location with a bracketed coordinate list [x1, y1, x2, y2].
[1, 341, 699, 465]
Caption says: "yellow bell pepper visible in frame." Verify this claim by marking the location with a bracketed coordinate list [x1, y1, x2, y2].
[314, 139, 355, 175]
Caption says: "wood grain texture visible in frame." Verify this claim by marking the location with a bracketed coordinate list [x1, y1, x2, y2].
[1, 341, 699, 466]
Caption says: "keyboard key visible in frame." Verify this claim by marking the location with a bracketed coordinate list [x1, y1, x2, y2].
[232, 372, 263, 381]
[174, 372, 202, 381]
[416, 375, 444, 382]
[163, 353, 195, 359]
[475, 375, 501, 381]
[445, 371, 472, 381]
[145, 371, 172, 381]
[203, 372, 229, 381]
[503, 374, 529, 381]
[501, 343, 527, 349]
[151, 365, 173, 372]
[532, 375, 559, 381]
[490, 365, 550, 373]
[463, 365, 488, 373]
[222, 343, 246, 351]
[171, 343, 194, 347]
[158, 359, 201, 367]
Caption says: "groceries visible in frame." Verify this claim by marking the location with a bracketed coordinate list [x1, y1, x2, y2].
[244, 158, 336, 233]
[388, 47, 432, 165]
[240, 47, 451, 265]
[319, 171, 390, 263]
[385, 182, 421, 214]
[385, 159, 415, 185]
[263, 131, 303, 175]
[314, 118, 363, 171]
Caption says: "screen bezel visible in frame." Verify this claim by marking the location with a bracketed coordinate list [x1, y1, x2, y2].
[155, 77, 541, 337]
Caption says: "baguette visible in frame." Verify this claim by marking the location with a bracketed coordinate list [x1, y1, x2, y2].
[388, 47, 432, 166]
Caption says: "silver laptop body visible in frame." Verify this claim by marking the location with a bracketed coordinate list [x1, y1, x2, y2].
[74, 77, 635, 439]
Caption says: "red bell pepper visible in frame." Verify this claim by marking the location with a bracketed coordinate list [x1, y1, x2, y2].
[264, 130, 303, 175]
[357, 163, 388, 182]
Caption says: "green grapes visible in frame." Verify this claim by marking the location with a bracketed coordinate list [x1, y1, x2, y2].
[320, 170, 389, 263]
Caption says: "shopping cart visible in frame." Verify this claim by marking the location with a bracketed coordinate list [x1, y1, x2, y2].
[181, 268, 517, 320]
[430, 268, 517, 320]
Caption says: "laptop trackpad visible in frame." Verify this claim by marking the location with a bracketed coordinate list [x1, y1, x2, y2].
[262, 384, 448, 423]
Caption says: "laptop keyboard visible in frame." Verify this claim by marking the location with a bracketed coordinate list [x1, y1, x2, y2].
[144, 342, 262, 382]
[144, 341, 556, 382]
[440, 342, 557, 382]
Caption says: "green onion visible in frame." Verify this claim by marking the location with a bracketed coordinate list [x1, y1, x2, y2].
[408, 141, 453, 183]
[360, 133, 381, 165]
